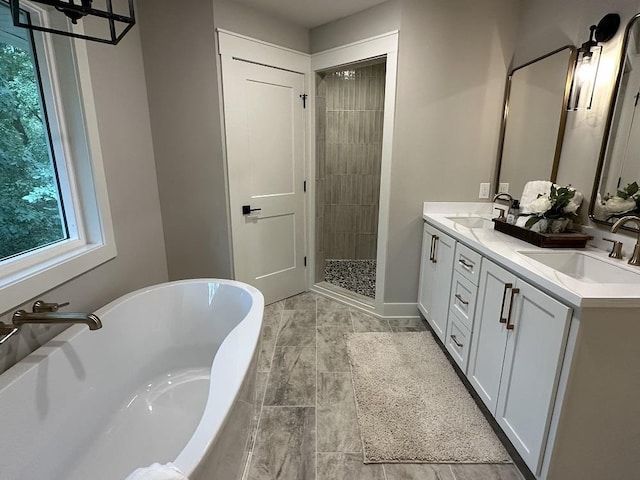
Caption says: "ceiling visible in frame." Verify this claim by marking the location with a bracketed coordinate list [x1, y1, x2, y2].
[227, 0, 389, 28]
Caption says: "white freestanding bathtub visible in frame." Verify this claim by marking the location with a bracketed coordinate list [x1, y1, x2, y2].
[0, 279, 264, 480]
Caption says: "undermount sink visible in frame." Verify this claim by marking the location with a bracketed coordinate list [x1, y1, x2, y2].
[518, 251, 640, 284]
[446, 216, 493, 229]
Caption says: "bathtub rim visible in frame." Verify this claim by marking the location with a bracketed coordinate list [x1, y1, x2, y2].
[172, 279, 264, 476]
[0, 279, 261, 384]
[0, 278, 265, 479]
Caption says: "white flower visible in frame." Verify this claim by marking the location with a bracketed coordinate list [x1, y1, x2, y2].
[563, 202, 579, 214]
[528, 195, 552, 214]
[604, 196, 636, 214]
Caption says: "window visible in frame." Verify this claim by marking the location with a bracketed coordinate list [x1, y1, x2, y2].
[0, 4, 69, 261]
[0, 1, 116, 313]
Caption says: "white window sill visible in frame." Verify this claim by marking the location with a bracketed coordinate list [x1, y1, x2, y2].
[0, 241, 116, 316]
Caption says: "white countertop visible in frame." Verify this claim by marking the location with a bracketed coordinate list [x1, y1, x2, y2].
[423, 202, 640, 309]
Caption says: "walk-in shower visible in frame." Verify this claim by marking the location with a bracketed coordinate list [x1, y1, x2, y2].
[315, 59, 386, 299]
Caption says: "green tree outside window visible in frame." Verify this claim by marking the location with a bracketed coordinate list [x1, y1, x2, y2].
[0, 4, 68, 261]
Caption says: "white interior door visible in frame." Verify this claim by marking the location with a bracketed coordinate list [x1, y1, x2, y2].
[221, 56, 307, 304]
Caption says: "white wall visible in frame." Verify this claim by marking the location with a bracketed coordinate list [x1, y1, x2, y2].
[138, 0, 233, 281]
[214, 0, 310, 52]
[310, 1, 401, 53]
[0, 20, 168, 374]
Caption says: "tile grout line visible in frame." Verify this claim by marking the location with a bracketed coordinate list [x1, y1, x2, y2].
[381, 464, 388, 480]
[448, 464, 458, 480]
[244, 305, 283, 479]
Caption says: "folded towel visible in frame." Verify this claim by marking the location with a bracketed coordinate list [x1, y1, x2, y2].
[519, 180, 553, 214]
[125, 463, 188, 480]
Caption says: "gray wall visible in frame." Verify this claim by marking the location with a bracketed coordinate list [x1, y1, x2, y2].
[215, 0, 310, 52]
[138, 0, 232, 281]
[0, 20, 168, 373]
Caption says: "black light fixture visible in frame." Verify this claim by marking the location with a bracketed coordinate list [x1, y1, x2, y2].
[10, 0, 135, 45]
[567, 13, 621, 111]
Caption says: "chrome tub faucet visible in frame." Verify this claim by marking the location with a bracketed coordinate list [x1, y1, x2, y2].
[0, 300, 102, 345]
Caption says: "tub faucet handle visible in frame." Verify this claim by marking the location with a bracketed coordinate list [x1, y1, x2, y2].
[32, 300, 70, 313]
[603, 238, 623, 259]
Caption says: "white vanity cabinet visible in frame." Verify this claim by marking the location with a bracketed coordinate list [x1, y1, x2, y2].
[418, 223, 455, 342]
[444, 243, 482, 371]
[469, 258, 571, 475]
[421, 207, 640, 480]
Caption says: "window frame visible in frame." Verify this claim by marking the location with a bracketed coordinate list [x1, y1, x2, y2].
[0, 1, 116, 315]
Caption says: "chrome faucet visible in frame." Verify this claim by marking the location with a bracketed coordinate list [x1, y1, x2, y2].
[610, 216, 640, 266]
[493, 193, 514, 206]
[492, 193, 514, 220]
[0, 300, 102, 345]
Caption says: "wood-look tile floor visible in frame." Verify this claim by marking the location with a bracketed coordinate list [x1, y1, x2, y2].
[245, 292, 525, 480]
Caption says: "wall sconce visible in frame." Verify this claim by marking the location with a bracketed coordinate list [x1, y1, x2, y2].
[567, 13, 620, 111]
[9, 0, 135, 45]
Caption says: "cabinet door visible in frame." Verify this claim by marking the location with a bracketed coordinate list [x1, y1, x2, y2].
[495, 279, 571, 475]
[417, 223, 455, 342]
[417, 224, 435, 318]
[430, 232, 455, 341]
[468, 260, 517, 413]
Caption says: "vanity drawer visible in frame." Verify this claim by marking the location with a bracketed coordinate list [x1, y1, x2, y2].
[445, 312, 472, 373]
[449, 271, 477, 331]
[454, 243, 482, 285]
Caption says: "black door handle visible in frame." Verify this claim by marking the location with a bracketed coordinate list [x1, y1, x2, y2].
[242, 205, 262, 215]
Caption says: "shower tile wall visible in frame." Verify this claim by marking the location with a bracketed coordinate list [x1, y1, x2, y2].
[315, 63, 386, 283]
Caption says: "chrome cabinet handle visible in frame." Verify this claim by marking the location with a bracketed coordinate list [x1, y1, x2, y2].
[432, 236, 439, 263]
[458, 258, 473, 270]
[454, 294, 468, 305]
[499, 283, 513, 324]
[429, 235, 436, 261]
[450, 334, 464, 348]
[505, 288, 520, 330]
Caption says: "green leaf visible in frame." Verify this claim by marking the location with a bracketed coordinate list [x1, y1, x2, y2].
[525, 216, 541, 229]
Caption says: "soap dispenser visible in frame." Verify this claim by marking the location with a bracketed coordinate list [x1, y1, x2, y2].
[507, 199, 520, 225]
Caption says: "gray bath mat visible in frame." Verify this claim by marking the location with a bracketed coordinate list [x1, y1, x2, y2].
[346, 332, 511, 464]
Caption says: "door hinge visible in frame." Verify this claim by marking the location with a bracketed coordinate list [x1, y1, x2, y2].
[303, 180, 307, 192]
[304, 256, 307, 267]
[299, 93, 308, 108]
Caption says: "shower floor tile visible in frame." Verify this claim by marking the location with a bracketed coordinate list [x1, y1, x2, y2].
[324, 260, 376, 298]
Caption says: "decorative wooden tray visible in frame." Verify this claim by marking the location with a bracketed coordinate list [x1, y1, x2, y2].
[492, 219, 593, 248]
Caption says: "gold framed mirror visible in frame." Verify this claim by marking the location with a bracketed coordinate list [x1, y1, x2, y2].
[494, 46, 576, 199]
[590, 13, 640, 231]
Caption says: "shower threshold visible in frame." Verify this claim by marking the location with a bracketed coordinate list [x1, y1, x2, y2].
[324, 259, 376, 299]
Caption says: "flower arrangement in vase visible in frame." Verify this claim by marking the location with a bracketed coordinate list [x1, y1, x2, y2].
[521, 185, 580, 233]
